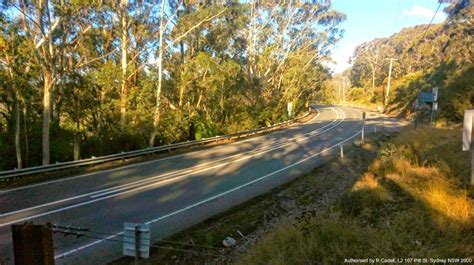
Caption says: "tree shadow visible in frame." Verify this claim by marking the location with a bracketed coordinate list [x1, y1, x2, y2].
[338, 150, 473, 258]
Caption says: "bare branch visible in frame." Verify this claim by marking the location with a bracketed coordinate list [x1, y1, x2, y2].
[168, 7, 228, 46]
[34, 18, 61, 49]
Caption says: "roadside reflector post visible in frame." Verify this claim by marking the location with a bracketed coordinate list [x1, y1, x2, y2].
[471, 116, 474, 187]
[123, 223, 151, 264]
[462, 110, 474, 187]
[362, 112, 366, 144]
[340, 144, 344, 158]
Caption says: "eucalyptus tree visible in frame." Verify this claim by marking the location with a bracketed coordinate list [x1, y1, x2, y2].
[0, 13, 25, 169]
[0, 0, 347, 169]
[241, 1, 345, 115]
[149, 1, 229, 145]
[350, 42, 382, 95]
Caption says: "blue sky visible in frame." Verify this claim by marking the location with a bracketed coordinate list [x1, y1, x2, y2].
[329, 0, 449, 73]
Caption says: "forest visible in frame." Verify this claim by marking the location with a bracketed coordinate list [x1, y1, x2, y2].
[346, 1, 473, 123]
[0, 0, 345, 170]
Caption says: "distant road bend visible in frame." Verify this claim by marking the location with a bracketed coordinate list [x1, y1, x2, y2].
[0, 106, 386, 264]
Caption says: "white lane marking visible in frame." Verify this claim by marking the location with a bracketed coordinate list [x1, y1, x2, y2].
[0, 156, 229, 217]
[76, 110, 332, 199]
[0, 109, 322, 195]
[55, 112, 360, 260]
[0, 108, 344, 226]
[56, 233, 121, 259]
[89, 113, 343, 199]
[88, 111, 328, 199]
[0, 109, 330, 217]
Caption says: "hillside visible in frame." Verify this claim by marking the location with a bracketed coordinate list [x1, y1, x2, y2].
[342, 1, 473, 123]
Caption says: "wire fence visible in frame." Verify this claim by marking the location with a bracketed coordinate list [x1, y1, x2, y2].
[50, 224, 320, 264]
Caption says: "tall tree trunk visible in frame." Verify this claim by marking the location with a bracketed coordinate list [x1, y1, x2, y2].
[73, 95, 81, 161]
[73, 120, 81, 161]
[42, 0, 56, 165]
[73, 133, 80, 161]
[120, 0, 128, 127]
[220, 83, 225, 117]
[6, 55, 22, 169]
[149, 0, 166, 147]
[42, 70, 52, 165]
[23, 106, 29, 167]
[14, 91, 22, 169]
[178, 78, 185, 108]
[371, 69, 375, 95]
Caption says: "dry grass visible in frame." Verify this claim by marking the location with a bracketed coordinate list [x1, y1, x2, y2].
[379, 127, 473, 229]
[384, 159, 473, 228]
[352, 172, 393, 202]
[239, 127, 474, 264]
[425, 182, 472, 226]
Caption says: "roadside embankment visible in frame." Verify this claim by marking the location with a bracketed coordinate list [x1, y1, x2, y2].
[238, 126, 473, 264]
[113, 126, 473, 265]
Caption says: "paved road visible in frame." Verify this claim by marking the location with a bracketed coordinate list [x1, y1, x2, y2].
[0, 106, 400, 264]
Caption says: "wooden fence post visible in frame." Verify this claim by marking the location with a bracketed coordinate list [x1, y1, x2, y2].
[12, 223, 54, 265]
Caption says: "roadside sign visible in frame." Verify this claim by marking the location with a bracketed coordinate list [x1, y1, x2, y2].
[287, 102, 293, 118]
[463, 110, 474, 151]
[123, 223, 150, 259]
[432, 87, 438, 101]
[418, 92, 434, 103]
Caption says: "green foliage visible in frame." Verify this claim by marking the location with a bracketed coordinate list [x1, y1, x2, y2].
[193, 117, 220, 140]
[438, 66, 474, 122]
[347, 1, 473, 120]
[0, 1, 344, 170]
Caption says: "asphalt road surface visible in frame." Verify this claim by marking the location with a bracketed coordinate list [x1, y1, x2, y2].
[0, 106, 406, 264]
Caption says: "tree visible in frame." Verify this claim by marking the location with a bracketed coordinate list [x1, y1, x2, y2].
[0, 0, 346, 170]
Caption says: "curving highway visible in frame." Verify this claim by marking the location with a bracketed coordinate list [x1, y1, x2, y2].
[0, 106, 398, 264]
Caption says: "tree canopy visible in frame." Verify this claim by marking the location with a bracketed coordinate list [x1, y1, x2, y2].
[0, 0, 345, 170]
[347, 0, 473, 121]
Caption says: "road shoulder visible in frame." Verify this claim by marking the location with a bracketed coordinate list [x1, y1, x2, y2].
[110, 132, 389, 265]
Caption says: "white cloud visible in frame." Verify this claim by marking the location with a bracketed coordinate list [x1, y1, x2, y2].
[403, 6, 434, 18]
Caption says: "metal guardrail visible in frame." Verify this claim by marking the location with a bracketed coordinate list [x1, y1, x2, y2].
[0, 112, 311, 180]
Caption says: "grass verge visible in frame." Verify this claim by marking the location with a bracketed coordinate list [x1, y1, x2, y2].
[111, 131, 388, 264]
[238, 126, 473, 265]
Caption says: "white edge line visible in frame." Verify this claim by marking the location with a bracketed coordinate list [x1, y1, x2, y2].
[0, 108, 343, 222]
[55, 126, 361, 260]
[0, 108, 331, 217]
[0, 108, 323, 194]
